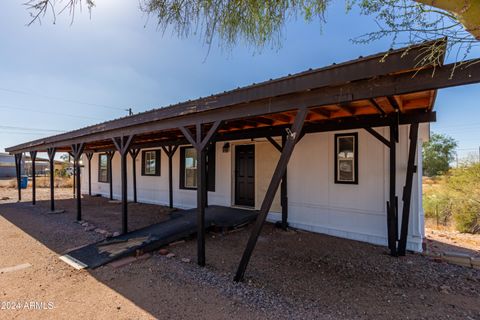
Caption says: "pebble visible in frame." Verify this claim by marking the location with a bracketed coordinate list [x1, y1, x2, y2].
[181, 258, 191, 263]
[159, 249, 169, 256]
[166, 253, 175, 258]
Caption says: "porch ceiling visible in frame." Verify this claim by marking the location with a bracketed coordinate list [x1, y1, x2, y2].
[6, 39, 480, 154]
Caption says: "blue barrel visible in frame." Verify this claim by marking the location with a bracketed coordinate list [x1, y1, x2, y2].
[20, 175, 28, 189]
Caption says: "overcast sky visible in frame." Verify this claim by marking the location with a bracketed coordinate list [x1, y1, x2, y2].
[1, 1, 479, 159]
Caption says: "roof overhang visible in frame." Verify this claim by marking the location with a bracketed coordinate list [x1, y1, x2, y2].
[6, 39, 480, 154]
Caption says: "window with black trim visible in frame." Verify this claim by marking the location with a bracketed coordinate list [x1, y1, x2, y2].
[141, 150, 161, 176]
[179, 146, 215, 191]
[334, 133, 358, 184]
[98, 153, 110, 183]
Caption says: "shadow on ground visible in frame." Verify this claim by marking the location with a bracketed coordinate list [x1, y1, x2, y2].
[1, 191, 479, 319]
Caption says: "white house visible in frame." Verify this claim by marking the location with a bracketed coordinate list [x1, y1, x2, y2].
[7, 39, 480, 278]
[81, 124, 428, 252]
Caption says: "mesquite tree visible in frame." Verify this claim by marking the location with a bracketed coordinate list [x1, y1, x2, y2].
[25, 1, 480, 65]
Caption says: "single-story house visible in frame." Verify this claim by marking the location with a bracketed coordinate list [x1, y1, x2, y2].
[6, 39, 480, 281]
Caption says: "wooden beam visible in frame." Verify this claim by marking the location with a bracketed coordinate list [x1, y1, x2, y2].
[251, 117, 275, 126]
[387, 96, 401, 112]
[397, 123, 419, 256]
[106, 151, 115, 200]
[387, 123, 398, 256]
[364, 127, 390, 147]
[112, 136, 134, 234]
[181, 121, 222, 266]
[310, 108, 331, 118]
[266, 136, 282, 152]
[85, 152, 94, 196]
[215, 112, 435, 143]
[71, 143, 85, 221]
[280, 134, 288, 230]
[393, 95, 405, 113]
[129, 149, 140, 203]
[268, 113, 292, 123]
[337, 103, 355, 115]
[234, 107, 308, 282]
[47, 148, 56, 212]
[161, 145, 179, 209]
[368, 99, 386, 115]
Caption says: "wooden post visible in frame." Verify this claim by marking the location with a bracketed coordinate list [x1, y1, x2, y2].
[14, 153, 22, 202]
[180, 121, 222, 266]
[397, 123, 419, 256]
[71, 144, 85, 221]
[72, 157, 76, 198]
[280, 134, 288, 230]
[129, 149, 140, 203]
[266, 135, 289, 230]
[47, 148, 56, 212]
[86, 152, 94, 196]
[161, 145, 179, 208]
[112, 136, 134, 234]
[30, 151, 37, 205]
[106, 151, 115, 200]
[387, 119, 399, 256]
[234, 108, 308, 282]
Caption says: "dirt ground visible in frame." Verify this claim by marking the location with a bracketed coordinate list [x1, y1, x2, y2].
[0, 187, 479, 320]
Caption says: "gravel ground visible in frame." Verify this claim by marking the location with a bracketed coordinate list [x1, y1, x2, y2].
[0, 187, 479, 319]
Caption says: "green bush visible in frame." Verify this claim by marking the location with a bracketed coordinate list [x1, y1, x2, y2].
[447, 163, 480, 233]
[424, 163, 480, 233]
[423, 191, 453, 226]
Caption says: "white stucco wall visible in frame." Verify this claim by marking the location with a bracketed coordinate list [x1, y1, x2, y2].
[81, 124, 426, 252]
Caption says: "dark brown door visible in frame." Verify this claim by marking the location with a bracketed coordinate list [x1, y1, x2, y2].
[235, 145, 255, 207]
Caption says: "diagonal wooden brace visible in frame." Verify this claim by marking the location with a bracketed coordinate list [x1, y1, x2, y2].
[234, 107, 308, 282]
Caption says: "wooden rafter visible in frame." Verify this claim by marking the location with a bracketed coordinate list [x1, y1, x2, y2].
[336, 103, 355, 115]
[310, 107, 331, 118]
[393, 95, 405, 113]
[368, 98, 386, 115]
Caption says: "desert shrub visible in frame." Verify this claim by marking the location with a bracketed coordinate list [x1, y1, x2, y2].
[423, 163, 480, 233]
[447, 163, 480, 233]
[423, 191, 453, 226]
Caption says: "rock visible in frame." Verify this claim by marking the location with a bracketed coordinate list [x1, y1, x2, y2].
[159, 249, 169, 256]
[95, 228, 108, 235]
[166, 253, 175, 258]
[439, 285, 451, 293]
[181, 258, 191, 263]
[1, 197, 10, 201]
[112, 231, 120, 237]
[85, 226, 96, 232]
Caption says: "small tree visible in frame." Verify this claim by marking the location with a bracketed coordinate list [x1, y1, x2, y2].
[423, 133, 457, 177]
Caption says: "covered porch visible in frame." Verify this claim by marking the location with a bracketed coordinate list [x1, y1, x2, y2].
[6, 39, 480, 281]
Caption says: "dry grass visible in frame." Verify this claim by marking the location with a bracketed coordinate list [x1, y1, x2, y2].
[5, 176, 73, 189]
